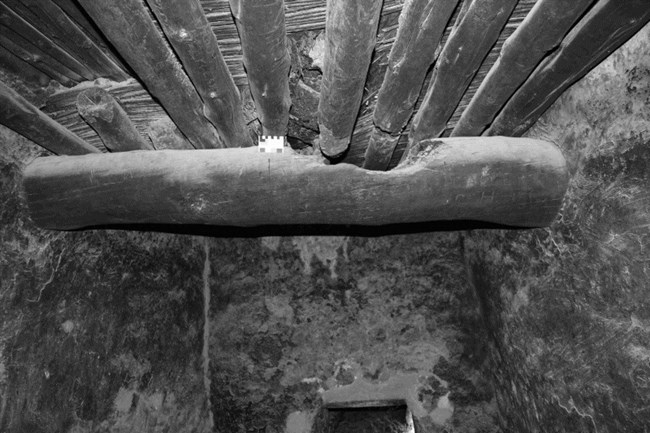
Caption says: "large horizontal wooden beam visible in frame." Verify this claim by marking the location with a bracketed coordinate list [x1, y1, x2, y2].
[23, 137, 568, 230]
[486, 0, 650, 136]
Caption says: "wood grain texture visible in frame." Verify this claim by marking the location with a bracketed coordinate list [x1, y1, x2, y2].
[76, 87, 153, 152]
[147, 0, 252, 147]
[408, 0, 518, 144]
[0, 43, 50, 86]
[452, 0, 595, 137]
[4, 0, 128, 81]
[318, 0, 382, 158]
[0, 80, 99, 155]
[23, 137, 568, 230]
[486, 0, 650, 137]
[229, 0, 291, 136]
[363, 0, 459, 170]
[77, 0, 223, 149]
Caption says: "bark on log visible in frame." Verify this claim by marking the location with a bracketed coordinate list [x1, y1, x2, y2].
[4, 0, 128, 81]
[0, 2, 94, 81]
[77, 0, 222, 149]
[408, 0, 518, 144]
[76, 87, 153, 152]
[147, 0, 252, 147]
[23, 137, 568, 230]
[363, 0, 459, 170]
[318, 0, 382, 158]
[0, 80, 99, 155]
[486, 0, 650, 137]
[229, 0, 291, 136]
[452, 0, 595, 137]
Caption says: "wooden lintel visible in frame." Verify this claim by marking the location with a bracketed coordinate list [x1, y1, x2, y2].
[6, 0, 128, 81]
[23, 137, 568, 230]
[0, 80, 99, 155]
[229, 0, 291, 136]
[147, 0, 252, 147]
[408, 0, 518, 144]
[452, 0, 595, 137]
[318, 0, 382, 158]
[486, 0, 650, 137]
[77, 0, 223, 149]
[363, 0, 459, 170]
[76, 87, 153, 152]
[0, 2, 94, 81]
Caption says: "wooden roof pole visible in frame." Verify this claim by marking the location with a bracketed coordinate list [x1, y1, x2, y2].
[407, 0, 518, 146]
[147, 0, 253, 148]
[0, 80, 99, 155]
[77, 0, 223, 149]
[452, 0, 595, 137]
[76, 87, 154, 152]
[486, 0, 650, 137]
[229, 0, 291, 136]
[318, 0, 382, 159]
[0, 44, 50, 86]
[23, 137, 568, 230]
[363, 0, 459, 170]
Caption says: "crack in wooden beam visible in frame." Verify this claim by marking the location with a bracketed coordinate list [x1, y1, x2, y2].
[407, 0, 518, 146]
[23, 137, 568, 230]
[317, 0, 383, 159]
[77, 0, 223, 149]
[229, 0, 291, 136]
[0, 80, 100, 155]
[363, 0, 459, 171]
[147, 0, 253, 148]
[486, 0, 650, 137]
[452, 0, 596, 137]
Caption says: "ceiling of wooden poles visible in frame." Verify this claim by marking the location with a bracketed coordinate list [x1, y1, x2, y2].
[1, 0, 647, 167]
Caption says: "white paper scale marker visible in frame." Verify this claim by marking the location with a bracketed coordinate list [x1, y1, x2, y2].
[258, 135, 286, 153]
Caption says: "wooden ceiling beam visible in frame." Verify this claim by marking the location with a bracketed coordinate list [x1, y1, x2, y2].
[0, 80, 99, 155]
[407, 0, 518, 145]
[77, 0, 223, 149]
[76, 87, 153, 152]
[147, 0, 252, 147]
[23, 137, 568, 230]
[486, 0, 650, 136]
[318, 0, 382, 159]
[229, 0, 291, 136]
[452, 0, 595, 137]
[0, 43, 50, 86]
[363, 0, 459, 170]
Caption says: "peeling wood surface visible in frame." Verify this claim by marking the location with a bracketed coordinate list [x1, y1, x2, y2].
[408, 0, 519, 145]
[229, 0, 291, 136]
[148, 0, 252, 147]
[486, 0, 650, 136]
[77, 0, 223, 149]
[0, 80, 99, 155]
[76, 87, 153, 152]
[23, 137, 568, 230]
[452, 0, 595, 137]
[318, 0, 382, 158]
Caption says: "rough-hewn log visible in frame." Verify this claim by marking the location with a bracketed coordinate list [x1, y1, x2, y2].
[452, 0, 595, 137]
[0, 25, 80, 85]
[147, 0, 252, 147]
[77, 0, 222, 149]
[0, 80, 99, 155]
[23, 137, 568, 230]
[76, 87, 153, 152]
[0, 2, 95, 81]
[4, 0, 128, 81]
[486, 0, 650, 137]
[408, 0, 518, 144]
[363, 0, 459, 170]
[229, 0, 291, 136]
[0, 43, 50, 86]
[318, 0, 382, 158]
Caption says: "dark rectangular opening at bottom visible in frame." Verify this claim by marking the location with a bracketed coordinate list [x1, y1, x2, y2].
[322, 404, 411, 433]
